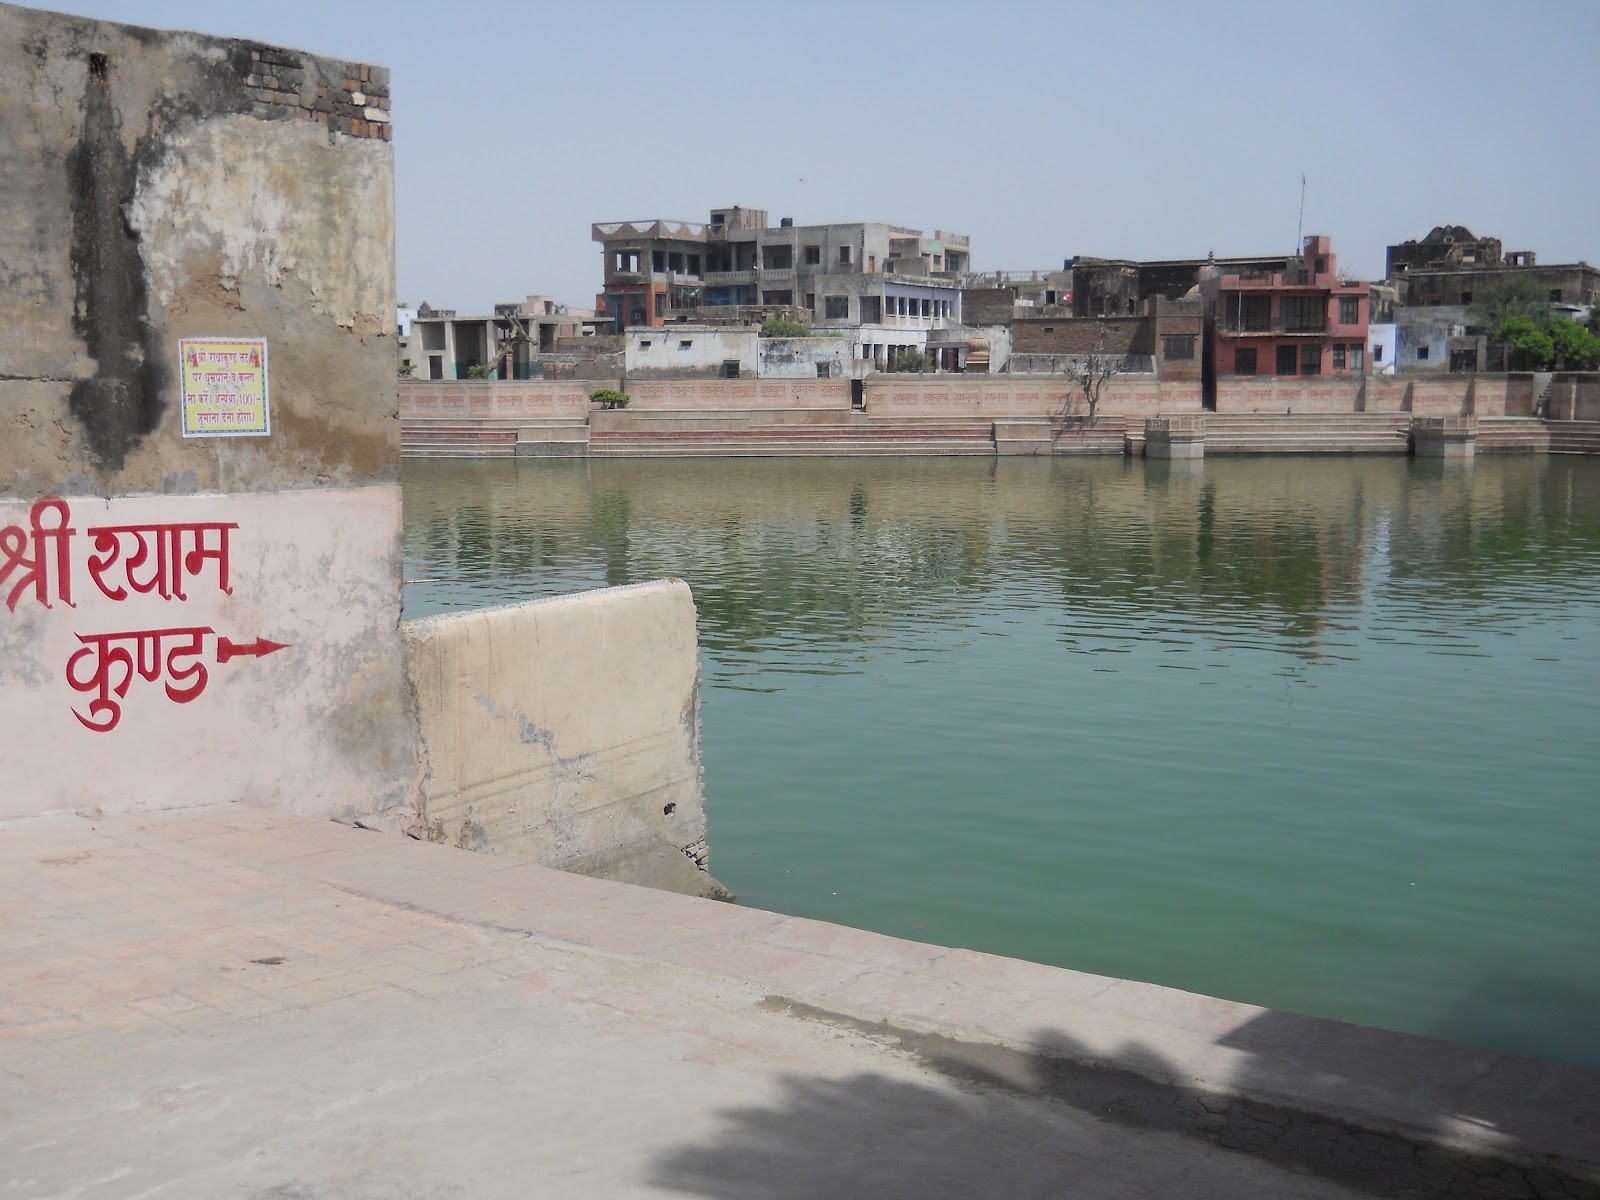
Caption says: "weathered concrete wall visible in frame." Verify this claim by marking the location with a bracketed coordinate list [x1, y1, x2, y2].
[402, 580, 728, 900]
[1, 4, 397, 497]
[757, 336, 853, 379]
[0, 5, 413, 819]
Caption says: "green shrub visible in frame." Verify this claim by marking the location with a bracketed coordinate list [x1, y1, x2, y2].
[760, 316, 812, 338]
[590, 388, 630, 409]
[887, 348, 930, 373]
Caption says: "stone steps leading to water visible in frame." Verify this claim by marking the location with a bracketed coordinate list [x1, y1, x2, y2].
[398, 415, 1600, 459]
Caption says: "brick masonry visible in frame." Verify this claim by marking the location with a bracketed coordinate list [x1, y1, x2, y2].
[241, 46, 391, 141]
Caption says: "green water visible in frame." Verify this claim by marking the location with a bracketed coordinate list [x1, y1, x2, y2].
[401, 454, 1600, 1068]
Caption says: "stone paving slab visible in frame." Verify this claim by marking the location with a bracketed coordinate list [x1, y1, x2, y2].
[2, 804, 1598, 1199]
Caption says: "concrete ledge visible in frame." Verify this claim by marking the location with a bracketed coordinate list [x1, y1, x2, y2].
[993, 420, 1050, 455]
[1411, 415, 1477, 459]
[514, 424, 589, 457]
[402, 581, 728, 898]
[1145, 414, 1206, 459]
[180, 810, 1600, 1181]
[6, 805, 1599, 1194]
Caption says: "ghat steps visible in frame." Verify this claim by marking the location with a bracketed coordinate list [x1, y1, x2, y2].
[400, 415, 1600, 459]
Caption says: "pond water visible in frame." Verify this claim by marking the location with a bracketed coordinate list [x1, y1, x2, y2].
[402, 454, 1600, 1067]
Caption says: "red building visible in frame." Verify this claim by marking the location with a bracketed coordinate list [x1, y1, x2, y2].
[1205, 235, 1369, 377]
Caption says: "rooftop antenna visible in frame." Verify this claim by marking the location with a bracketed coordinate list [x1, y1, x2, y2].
[1295, 172, 1307, 254]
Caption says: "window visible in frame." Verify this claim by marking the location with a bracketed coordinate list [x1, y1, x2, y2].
[1374, 344, 1384, 363]
[1349, 345, 1364, 370]
[804, 245, 821, 265]
[1332, 345, 1346, 370]
[1339, 297, 1359, 325]
[816, 363, 831, 378]
[1314, 257, 1326, 274]
[678, 339, 692, 350]
[652, 251, 665, 272]
[655, 293, 667, 317]
[824, 296, 849, 320]
[1417, 346, 1430, 361]
[762, 246, 792, 269]
[839, 246, 852, 265]
[1163, 335, 1196, 360]
[1550, 289, 1563, 303]
[1460, 291, 1472, 306]
[668, 253, 684, 272]
[763, 290, 793, 305]
[860, 297, 881, 323]
[805, 293, 816, 311]
[1234, 347, 1257, 376]
[639, 340, 652, 350]
[1276, 345, 1299, 375]
[1300, 344, 1320, 375]
[689, 255, 701, 274]
[922, 298, 932, 317]
[1234, 294, 1271, 331]
[897, 297, 908, 316]
[1281, 296, 1324, 331]
[868, 255, 876, 273]
[721, 360, 739, 378]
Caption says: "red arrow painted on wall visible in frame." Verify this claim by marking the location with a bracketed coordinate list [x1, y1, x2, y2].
[215, 636, 291, 664]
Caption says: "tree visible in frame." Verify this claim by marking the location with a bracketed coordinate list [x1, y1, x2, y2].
[760, 316, 811, 338]
[589, 388, 630, 409]
[465, 363, 491, 380]
[1548, 316, 1600, 371]
[1493, 315, 1554, 371]
[1470, 276, 1548, 333]
[1071, 332, 1127, 422]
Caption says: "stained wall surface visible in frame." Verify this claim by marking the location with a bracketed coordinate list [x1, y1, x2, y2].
[0, 4, 415, 818]
[402, 581, 729, 900]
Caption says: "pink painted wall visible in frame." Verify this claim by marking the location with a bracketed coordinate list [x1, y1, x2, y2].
[0, 487, 409, 819]
[864, 377, 1203, 418]
[1548, 375, 1600, 421]
[626, 379, 852, 411]
[401, 380, 596, 421]
[1215, 376, 1516, 416]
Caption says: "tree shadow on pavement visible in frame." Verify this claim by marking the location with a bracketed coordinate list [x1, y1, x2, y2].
[648, 1004, 1600, 1200]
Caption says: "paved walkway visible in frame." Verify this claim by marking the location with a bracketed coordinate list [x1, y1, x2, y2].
[2, 805, 1596, 1199]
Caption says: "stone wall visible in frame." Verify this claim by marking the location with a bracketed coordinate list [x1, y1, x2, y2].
[402, 581, 728, 899]
[0, 4, 414, 820]
[1548, 373, 1600, 422]
[864, 376, 1201, 418]
[1214, 375, 1524, 416]
[626, 379, 853, 411]
[402, 380, 595, 422]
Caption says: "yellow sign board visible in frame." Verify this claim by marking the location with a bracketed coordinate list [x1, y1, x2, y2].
[179, 338, 270, 437]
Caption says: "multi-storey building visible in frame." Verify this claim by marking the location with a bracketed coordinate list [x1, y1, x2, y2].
[1386, 225, 1599, 316]
[1070, 252, 1292, 318]
[591, 206, 970, 367]
[406, 296, 607, 380]
[1203, 236, 1370, 378]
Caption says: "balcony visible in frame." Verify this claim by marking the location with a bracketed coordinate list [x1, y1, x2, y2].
[703, 270, 756, 285]
[1218, 323, 1327, 336]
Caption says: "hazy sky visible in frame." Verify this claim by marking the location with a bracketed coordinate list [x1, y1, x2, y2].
[42, 0, 1600, 313]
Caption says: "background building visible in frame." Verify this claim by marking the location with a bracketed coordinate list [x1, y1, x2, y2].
[1204, 236, 1370, 378]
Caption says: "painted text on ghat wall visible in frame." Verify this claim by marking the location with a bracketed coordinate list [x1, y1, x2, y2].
[0, 498, 289, 732]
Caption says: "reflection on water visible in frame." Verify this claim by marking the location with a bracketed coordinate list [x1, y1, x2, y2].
[404, 455, 1600, 1067]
